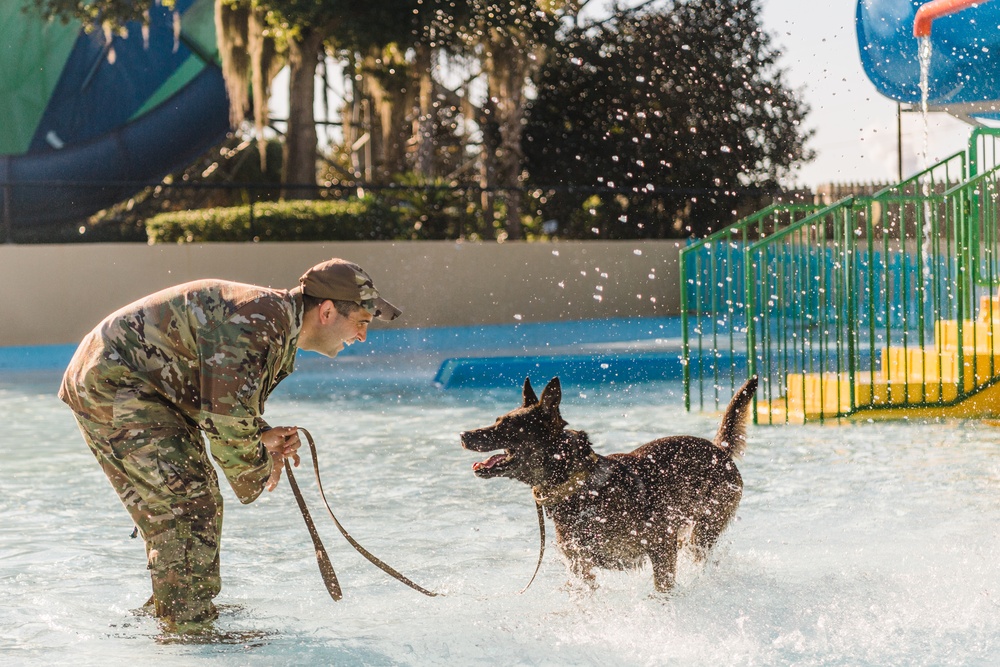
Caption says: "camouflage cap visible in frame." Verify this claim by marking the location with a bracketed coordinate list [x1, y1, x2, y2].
[299, 258, 402, 321]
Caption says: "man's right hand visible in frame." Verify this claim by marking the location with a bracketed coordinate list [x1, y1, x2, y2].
[262, 426, 302, 491]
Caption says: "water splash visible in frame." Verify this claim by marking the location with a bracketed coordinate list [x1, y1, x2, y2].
[6, 369, 1000, 665]
[918, 35, 933, 278]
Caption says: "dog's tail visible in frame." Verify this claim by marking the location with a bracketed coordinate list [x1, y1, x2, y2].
[713, 376, 758, 458]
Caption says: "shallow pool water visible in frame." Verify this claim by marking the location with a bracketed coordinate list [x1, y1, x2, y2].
[3, 358, 1000, 666]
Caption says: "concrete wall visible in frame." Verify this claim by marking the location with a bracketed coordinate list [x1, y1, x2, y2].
[0, 240, 682, 347]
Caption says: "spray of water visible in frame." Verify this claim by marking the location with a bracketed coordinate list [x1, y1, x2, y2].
[918, 36, 933, 279]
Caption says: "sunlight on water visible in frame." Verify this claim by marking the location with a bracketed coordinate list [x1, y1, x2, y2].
[2, 367, 1000, 665]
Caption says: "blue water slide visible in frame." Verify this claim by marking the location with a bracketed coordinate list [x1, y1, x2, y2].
[857, 0, 1000, 122]
[0, 0, 230, 230]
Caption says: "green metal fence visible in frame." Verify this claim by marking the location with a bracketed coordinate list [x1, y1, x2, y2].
[680, 203, 824, 411]
[683, 128, 1000, 423]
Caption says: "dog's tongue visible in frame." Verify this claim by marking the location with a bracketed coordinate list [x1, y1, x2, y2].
[473, 453, 507, 471]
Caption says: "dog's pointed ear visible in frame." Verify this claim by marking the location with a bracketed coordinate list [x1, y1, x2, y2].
[522, 377, 539, 406]
[539, 377, 562, 410]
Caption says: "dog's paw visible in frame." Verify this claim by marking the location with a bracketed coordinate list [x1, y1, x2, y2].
[560, 577, 597, 596]
[647, 590, 675, 604]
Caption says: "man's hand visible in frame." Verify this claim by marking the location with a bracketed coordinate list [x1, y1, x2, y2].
[262, 426, 302, 491]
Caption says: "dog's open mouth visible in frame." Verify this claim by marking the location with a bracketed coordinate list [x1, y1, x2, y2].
[471, 451, 512, 477]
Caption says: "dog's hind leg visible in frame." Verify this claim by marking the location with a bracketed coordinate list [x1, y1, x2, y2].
[647, 536, 679, 593]
[691, 492, 742, 563]
[690, 519, 726, 564]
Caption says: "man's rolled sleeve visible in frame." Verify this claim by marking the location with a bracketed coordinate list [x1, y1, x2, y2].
[203, 412, 273, 503]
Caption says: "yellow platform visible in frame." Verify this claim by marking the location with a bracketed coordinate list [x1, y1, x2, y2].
[758, 314, 1000, 423]
[758, 377, 1000, 423]
[935, 320, 1000, 353]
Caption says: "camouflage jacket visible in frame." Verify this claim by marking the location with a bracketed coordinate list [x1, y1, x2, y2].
[60, 280, 304, 503]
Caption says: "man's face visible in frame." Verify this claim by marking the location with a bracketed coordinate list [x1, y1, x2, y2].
[315, 306, 373, 358]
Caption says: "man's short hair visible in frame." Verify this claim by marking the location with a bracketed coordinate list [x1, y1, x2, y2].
[302, 293, 365, 318]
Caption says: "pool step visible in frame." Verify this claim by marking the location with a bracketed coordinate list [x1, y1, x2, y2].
[758, 296, 1000, 422]
[758, 372, 963, 422]
[977, 294, 1000, 322]
[757, 341, 1000, 423]
[934, 319, 1000, 353]
[879, 346, 1000, 386]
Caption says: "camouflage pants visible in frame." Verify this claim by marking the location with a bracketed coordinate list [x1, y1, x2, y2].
[73, 395, 225, 625]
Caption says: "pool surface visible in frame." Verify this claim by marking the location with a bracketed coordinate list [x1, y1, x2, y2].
[3, 319, 1000, 665]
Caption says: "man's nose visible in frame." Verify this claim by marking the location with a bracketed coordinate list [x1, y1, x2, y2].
[357, 328, 367, 343]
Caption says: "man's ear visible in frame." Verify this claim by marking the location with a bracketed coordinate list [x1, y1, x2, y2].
[319, 299, 336, 323]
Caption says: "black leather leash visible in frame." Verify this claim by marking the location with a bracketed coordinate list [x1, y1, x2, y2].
[284, 456, 343, 600]
[520, 500, 546, 594]
[520, 454, 642, 595]
[285, 427, 438, 599]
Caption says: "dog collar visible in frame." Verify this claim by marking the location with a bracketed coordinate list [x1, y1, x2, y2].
[531, 453, 600, 506]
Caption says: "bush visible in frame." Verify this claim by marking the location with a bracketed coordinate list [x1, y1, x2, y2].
[147, 198, 403, 243]
[382, 174, 485, 240]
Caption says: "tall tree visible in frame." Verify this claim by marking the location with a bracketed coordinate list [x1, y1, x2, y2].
[332, 1, 567, 237]
[329, 1, 471, 183]
[454, 1, 560, 239]
[523, 0, 814, 238]
[222, 0, 344, 199]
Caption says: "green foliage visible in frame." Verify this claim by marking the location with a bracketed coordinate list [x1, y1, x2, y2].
[380, 174, 483, 240]
[147, 198, 403, 243]
[25, 0, 813, 243]
[24, 0, 158, 27]
[523, 0, 813, 239]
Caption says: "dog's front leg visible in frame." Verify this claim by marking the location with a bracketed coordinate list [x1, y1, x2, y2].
[566, 555, 598, 590]
[562, 543, 598, 590]
[572, 564, 598, 590]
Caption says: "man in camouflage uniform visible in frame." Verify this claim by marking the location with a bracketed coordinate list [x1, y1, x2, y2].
[59, 258, 400, 628]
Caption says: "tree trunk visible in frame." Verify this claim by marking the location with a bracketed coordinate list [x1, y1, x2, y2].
[283, 30, 323, 200]
[479, 96, 500, 236]
[414, 43, 435, 176]
[360, 47, 416, 181]
[484, 40, 527, 240]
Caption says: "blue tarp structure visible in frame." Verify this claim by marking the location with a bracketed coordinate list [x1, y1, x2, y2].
[0, 0, 229, 229]
[857, 0, 1000, 122]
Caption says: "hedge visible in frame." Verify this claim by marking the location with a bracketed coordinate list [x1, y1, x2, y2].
[146, 198, 403, 243]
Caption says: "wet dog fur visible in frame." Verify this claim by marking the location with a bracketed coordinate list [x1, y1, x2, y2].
[460, 376, 757, 593]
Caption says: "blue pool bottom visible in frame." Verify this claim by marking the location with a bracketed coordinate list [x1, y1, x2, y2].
[434, 352, 685, 388]
[1, 317, 699, 388]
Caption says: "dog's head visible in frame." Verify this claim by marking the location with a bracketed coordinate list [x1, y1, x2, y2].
[460, 377, 576, 486]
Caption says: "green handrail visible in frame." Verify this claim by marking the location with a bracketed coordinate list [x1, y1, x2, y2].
[680, 202, 823, 410]
[683, 130, 1000, 423]
[756, 166, 1000, 422]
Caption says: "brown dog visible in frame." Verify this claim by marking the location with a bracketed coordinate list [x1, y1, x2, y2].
[460, 375, 757, 592]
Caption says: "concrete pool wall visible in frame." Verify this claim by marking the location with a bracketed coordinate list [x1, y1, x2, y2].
[0, 240, 682, 347]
